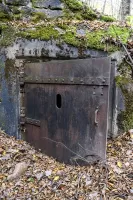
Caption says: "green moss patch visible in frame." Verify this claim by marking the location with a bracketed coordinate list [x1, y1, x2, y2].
[107, 25, 130, 44]
[81, 7, 97, 20]
[31, 12, 47, 22]
[62, 0, 115, 21]
[18, 25, 59, 40]
[85, 25, 130, 51]
[63, 0, 83, 11]
[117, 81, 133, 132]
[62, 29, 79, 46]
[0, 11, 11, 22]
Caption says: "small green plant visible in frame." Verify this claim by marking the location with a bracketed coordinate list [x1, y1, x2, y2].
[126, 15, 133, 27]
[63, 0, 83, 11]
[107, 25, 130, 44]
[81, 8, 97, 20]
[100, 15, 115, 22]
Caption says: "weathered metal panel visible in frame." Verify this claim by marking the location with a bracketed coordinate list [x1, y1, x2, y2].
[22, 58, 111, 165]
[24, 58, 110, 82]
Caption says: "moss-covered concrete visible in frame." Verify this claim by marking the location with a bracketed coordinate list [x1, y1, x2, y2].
[0, 25, 16, 46]
[16, 23, 131, 52]
[115, 62, 133, 132]
[0, 0, 132, 52]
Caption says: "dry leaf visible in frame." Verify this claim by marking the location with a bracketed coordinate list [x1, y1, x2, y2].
[54, 176, 59, 181]
[2, 151, 6, 155]
[45, 170, 52, 177]
[117, 161, 122, 168]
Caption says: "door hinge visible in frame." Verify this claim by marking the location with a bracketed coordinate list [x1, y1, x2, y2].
[19, 71, 25, 87]
[20, 107, 25, 125]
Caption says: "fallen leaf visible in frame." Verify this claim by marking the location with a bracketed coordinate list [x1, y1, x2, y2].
[27, 177, 34, 182]
[125, 162, 130, 167]
[35, 172, 44, 181]
[54, 176, 59, 181]
[45, 170, 52, 177]
[2, 151, 6, 155]
[130, 189, 133, 194]
[117, 161, 122, 168]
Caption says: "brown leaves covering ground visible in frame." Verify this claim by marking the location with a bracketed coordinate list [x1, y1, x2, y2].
[0, 130, 132, 200]
[3, 19, 130, 33]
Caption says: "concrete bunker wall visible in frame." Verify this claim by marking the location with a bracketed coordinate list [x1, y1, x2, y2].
[0, 39, 125, 138]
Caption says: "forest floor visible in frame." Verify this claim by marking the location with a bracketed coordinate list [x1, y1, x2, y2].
[0, 130, 132, 200]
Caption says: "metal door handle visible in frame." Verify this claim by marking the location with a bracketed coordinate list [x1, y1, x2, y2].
[95, 108, 99, 125]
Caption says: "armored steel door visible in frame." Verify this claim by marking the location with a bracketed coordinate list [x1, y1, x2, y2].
[20, 58, 111, 164]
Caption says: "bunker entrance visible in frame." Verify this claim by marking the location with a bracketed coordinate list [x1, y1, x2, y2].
[20, 57, 111, 165]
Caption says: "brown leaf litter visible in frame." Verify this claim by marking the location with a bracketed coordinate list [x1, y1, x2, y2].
[0, 130, 132, 200]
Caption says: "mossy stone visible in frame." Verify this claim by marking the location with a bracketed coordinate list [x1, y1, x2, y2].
[32, 0, 63, 9]
[5, 0, 29, 6]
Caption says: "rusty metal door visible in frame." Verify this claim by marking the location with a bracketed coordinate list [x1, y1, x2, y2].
[20, 58, 111, 164]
